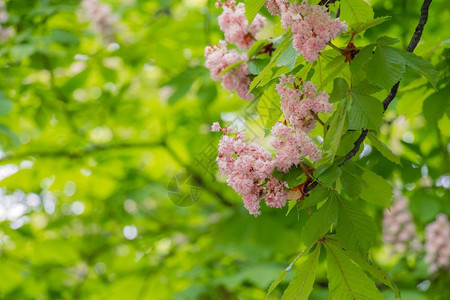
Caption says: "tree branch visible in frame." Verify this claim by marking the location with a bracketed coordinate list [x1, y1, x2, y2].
[338, 0, 432, 167]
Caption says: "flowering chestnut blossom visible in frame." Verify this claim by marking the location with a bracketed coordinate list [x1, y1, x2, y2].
[216, 0, 266, 49]
[382, 192, 421, 255]
[204, 41, 253, 100]
[214, 123, 287, 216]
[425, 214, 450, 274]
[81, 0, 116, 41]
[270, 0, 347, 62]
[276, 75, 333, 133]
[269, 122, 321, 172]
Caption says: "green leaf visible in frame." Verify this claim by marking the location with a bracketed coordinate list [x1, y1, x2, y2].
[281, 245, 321, 300]
[350, 44, 375, 84]
[250, 33, 292, 91]
[367, 45, 405, 89]
[367, 132, 401, 165]
[326, 242, 383, 300]
[348, 93, 383, 130]
[359, 168, 393, 207]
[267, 269, 288, 298]
[397, 50, 439, 87]
[354, 16, 390, 35]
[346, 250, 401, 299]
[329, 78, 349, 103]
[422, 86, 450, 125]
[340, 164, 362, 199]
[219, 60, 245, 76]
[257, 84, 283, 132]
[0, 92, 13, 115]
[277, 41, 299, 70]
[340, 0, 374, 26]
[301, 197, 338, 245]
[245, 0, 266, 24]
[318, 165, 342, 188]
[248, 59, 270, 75]
[325, 98, 349, 158]
[376, 36, 400, 46]
[248, 39, 270, 58]
[336, 194, 377, 254]
[351, 80, 381, 95]
[302, 186, 332, 209]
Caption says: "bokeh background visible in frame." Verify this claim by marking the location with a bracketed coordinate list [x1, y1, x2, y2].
[0, 0, 449, 299]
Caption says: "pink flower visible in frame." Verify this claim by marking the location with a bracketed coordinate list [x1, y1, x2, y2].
[425, 214, 450, 274]
[211, 122, 221, 132]
[204, 41, 254, 100]
[382, 191, 422, 255]
[216, 128, 289, 216]
[269, 122, 321, 172]
[216, 0, 266, 49]
[276, 75, 333, 133]
[278, 1, 347, 62]
[81, 0, 116, 41]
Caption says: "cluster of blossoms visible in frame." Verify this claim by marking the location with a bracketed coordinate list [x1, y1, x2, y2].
[216, 0, 265, 49]
[425, 214, 450, 274]
[81, 0, 116, 41]
[0, 0, 11, 41]
[269, 122, 320, 172]
[382, 192, 421, 255]
[276, 75, 333, 133]
[212, 123, 288, 216]
[204, 1, 266, 100]
[204, 41, 253, 100]
[265, 0, 347, 62]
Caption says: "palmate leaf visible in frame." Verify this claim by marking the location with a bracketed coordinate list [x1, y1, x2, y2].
[301, 196, 338, 246]
[359, 168, 393, 207]
[245, 0, 266, 24]
[335, 194, 377, 254]
[326, 242, 383, 300]
[281, 245, 321, 300]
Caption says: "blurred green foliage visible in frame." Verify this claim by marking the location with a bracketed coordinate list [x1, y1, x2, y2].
[0, 0, 449, 299]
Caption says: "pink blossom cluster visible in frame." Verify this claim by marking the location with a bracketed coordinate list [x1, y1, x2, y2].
[216, 0, 266, 49]
[425, 214, 450, 274]
[269, 122, 321, 172]
[382, 193, 421, 255]
[205, 41, 253, 100]
[0, 0, 11, 41]
[213, 123, 287, 216]
[265, 0, 347, 62]
[276, 75, 333, 133]
[81, 0, 116, 41]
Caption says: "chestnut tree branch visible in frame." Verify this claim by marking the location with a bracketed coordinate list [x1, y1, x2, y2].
[338, 0, 432, 167]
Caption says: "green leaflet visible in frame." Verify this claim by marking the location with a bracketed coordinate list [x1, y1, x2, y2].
[302, 186, 331, 209]
[335, 194, 377, 254]
[301, 195, 338, 246]
[276, 41, 300, 71]
[329, 78, 349, 103]
[218, 60, 245, 76]
[350, 44, 375, 84]
[397, 50, 440, 88]
[324, 97, 349, 160]
[346, 250, 401, 299]
[281, 245, 321, 300]
[340, 163, 363, 199]
[348, 93, 383, 130]
[244, 0, 266, 24]
[326, 242, 383, 300]
[367, 44, 406, 89]
[422, 85, 450, 125]
[340, 0, 374, 26]
[317, 165, 342, 188]
[249, 33, 292, 91]
[257, 84, 283, 132]
[266, 269, 288, 298]
[248, 59, 270, 75]
[353, 16, 390, 36]
[367, 132, 401, 165]
[248, 39, 270, 58]
[359, 167, 393, 207]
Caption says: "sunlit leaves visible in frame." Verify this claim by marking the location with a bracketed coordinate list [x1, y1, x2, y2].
[336, 194, 377, 254]
[367, 44, 406, 89]
[245, 0, 266, 24]
[367, 132, 401, 165]
[301, 196, 337, 245]
[326, 243, 383, 300]
[348, 93, 383, 130]
[281, 245, 320, 300]
[340, 0, 374, 26]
